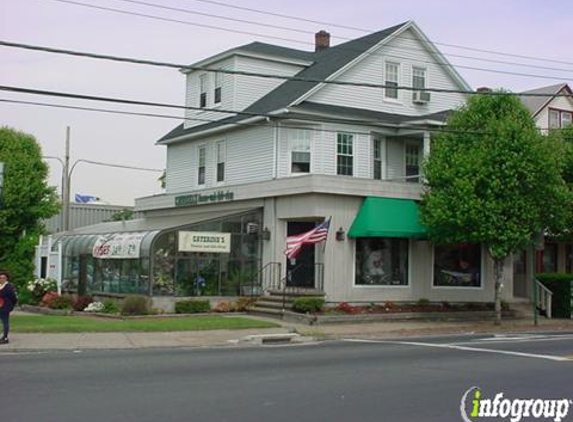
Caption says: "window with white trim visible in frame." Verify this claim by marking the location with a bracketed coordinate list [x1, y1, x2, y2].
[290, 129, 311, 174]
[412, 67, 426, 90]
[216, 141, 226, 182]
[384, 62, 399, 100]
[561, 111, 572, 128]
[198, 146, 206, 185]
[199, 74, 207, 108]
[405, 144, 420, 183]
[373, 138, 382, 180]
[214, 71, 222, 104]
[434, 244, 481, 287]
[337, 133, 354, 176]
[549, 109, 560, 129]
[355, 238, 409, 286]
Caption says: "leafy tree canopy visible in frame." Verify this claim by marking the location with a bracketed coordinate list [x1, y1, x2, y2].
[421, 92, 571, 260]
[0, 127, 60, 287]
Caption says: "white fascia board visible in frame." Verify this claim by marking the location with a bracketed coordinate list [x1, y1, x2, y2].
[180, 51, 312, 75]
[291, 21, 473, 106]
[156, 116, 268, 145]
[407, 21, 473, 93]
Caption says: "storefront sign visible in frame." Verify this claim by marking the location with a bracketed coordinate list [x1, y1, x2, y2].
[178, 231, 231, 253]
[92, 232, 146, 259]
[175, 191, 234, 207]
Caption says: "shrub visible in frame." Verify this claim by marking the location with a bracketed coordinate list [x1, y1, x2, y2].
[213, 301, 237, 313]
[536, 273, 573, 318]
[235, 297, 255, 312]
[73, 295, 93, 311]
[292, 297, 325, 314]
[417, 298, 431, 307]
[175, 299, 211, 314]
[102, 300, 120, 314]
[47, 295, 75, 310]
[84, 302, 104, 312]
[27, 278, 58, 301]
[121, 296, 150, 316]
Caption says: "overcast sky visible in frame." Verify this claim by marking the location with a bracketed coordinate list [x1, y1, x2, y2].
[1, 0, 572, 205]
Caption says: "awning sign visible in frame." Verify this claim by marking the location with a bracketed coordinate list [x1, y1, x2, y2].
[178, 231, 231, 253]
[92, 232, 146, 259]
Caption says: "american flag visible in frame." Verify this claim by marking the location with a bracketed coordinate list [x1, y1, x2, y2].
[284, 218, 331, 259]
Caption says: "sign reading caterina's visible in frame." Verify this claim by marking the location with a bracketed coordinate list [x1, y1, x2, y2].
[178, 231, 231, 253]
[175, 190, 234, 207]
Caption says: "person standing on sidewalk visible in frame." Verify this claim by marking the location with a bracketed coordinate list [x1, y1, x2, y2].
[0, 270, 18, 344]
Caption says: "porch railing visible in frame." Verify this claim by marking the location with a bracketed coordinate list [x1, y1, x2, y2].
[239, 262, 281, 297]
[535, 279, 553, 319]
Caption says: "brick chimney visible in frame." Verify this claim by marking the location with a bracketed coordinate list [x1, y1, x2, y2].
[476, 87, 492, 93]
[315, 30, 330, 52]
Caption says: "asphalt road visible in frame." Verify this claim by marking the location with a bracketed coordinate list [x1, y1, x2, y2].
[2, 332, 572, 422]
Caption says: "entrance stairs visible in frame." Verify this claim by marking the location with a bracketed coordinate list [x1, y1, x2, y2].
[249, 288, 325, 319]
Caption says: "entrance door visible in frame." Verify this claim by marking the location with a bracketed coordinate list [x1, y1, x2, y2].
[286, 222, 316, 288]
[513, 250, 527, 298]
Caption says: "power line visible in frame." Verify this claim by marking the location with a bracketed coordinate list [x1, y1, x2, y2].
[0, 90, 495, 136]
[44, 153, 162, 172]
[104, 0, 573, 76]
[39, 0, 573, 82]
[179, 0, 573, 67]
[2, 42, 572, 98]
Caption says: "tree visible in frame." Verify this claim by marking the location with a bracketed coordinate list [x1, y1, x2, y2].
[420, 92, 571, 325]
[0, 127, 60, 288]
[110, 208, 134, 221]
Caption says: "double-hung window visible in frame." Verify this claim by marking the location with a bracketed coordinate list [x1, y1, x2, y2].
[549, 110, 560, 129]
[337, 133, 354, 176]
[199, 74, 207, 108]
[291, 130, 311, 174]
[198, 146, 206, 185]
[216, 141, 226, 182]
[405, 144, 420, 183]
[373, 138, 382, 180]
[412, 66, 426, 95]
[384, 62, 399, 100]
[562, 112, 573, 127]
[214, 71, 222, 104]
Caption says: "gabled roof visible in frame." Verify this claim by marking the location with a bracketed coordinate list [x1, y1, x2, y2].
[519, 83, 571, 117]
[158, 21, 466, 144]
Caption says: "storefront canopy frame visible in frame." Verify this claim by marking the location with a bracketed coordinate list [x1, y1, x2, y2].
[348, 197, 427, 238]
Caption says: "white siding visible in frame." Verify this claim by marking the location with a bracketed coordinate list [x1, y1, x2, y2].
[534, 94, 573, 131]
[386, 137, 405, 181]
[308, 28, 467, 115]
[183, 57, 236, 129]
[165, 125, 275, 194]
[234, 56, 305, 111]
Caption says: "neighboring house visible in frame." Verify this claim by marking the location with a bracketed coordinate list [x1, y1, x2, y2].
[38, 20, 520, 310]
[513, 84, 573, 300]
[43, 203, 141, 234]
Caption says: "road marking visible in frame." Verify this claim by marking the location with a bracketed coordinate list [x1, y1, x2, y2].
[451, 333, 573, 345]
[341, 338, 571, 362]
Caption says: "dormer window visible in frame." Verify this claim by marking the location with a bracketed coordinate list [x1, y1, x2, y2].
[214, 71, 222, 104]
[384, 62, 399, 100]
[199, 74, 207, 108]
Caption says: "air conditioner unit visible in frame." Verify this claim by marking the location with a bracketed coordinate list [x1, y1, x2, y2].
[412, 90, 431, 104]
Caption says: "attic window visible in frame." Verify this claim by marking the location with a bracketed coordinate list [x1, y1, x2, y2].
[214, 71, 222, 104]
[199, 74, 207, 108]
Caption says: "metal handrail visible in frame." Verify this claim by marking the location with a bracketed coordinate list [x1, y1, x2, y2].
[535, 279, 553, 319]
[240, 262, 281, 297]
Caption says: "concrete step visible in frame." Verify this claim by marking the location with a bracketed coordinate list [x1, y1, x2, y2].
[255, 300, 291, 310]
[267, 289, 325, 297]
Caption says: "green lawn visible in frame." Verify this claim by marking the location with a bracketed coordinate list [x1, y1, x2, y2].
[11, 314, 279, 333]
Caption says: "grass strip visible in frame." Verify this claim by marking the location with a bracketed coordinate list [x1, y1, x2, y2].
[11, 315, 279, 333]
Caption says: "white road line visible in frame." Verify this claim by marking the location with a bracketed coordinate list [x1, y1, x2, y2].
[451, 334, 573, 345]
[341, 338, 571, 362]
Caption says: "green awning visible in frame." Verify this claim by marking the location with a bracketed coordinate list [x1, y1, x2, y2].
[348, 197, 427, 238]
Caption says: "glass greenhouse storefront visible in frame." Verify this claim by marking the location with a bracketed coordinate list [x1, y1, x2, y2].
[57, 210, 263, 297]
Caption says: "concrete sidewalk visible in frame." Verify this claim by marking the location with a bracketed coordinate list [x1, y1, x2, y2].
[2, 313, 573, 352]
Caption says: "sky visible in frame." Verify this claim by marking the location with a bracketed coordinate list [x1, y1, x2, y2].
[1, 0, 572, 206]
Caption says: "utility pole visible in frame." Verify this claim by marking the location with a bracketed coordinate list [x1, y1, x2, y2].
[62, 126, 70, 232]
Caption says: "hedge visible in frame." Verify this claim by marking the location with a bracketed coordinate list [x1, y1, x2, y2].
[292, 297, 325, 314]
[536, 273, 572, 319]
[175, 299, 211, 314]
